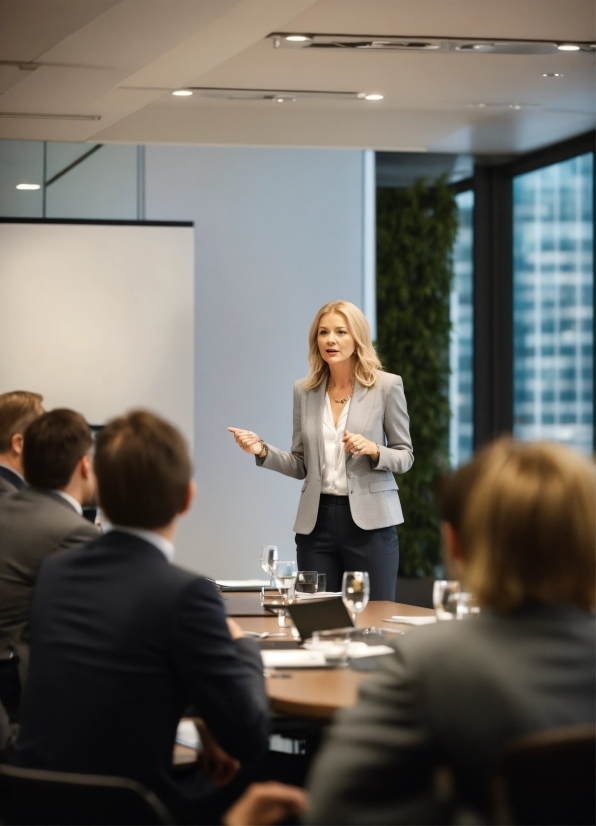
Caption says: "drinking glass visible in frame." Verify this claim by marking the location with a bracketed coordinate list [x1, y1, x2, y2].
[296, 571, 318, 594]
[274, 560, 298, 603]
[342, 571, 370, 624]
[317, 573, 327, 593]
[260, 587, 289, 627]
[260, 545, 278, 586]
[433, 580, 461, 620]
[456, 591, 480, 620]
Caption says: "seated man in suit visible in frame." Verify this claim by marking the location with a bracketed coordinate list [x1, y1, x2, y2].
[0, 409, 98, 717]
[14, 410, 269, 824]
[0, 391, 44, 494]
[304, 438, 595, 824]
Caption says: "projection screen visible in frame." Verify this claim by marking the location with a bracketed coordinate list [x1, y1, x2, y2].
[0, 221, 194, 442]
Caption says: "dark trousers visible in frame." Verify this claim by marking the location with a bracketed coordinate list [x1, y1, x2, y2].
[295, 494, 399, 601]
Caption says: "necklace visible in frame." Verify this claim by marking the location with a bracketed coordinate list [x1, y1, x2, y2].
[327, 383, 354, 405]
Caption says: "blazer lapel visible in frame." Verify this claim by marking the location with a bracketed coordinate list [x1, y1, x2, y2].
[307, 381, 327, 476]
[345, 380, 377, 439]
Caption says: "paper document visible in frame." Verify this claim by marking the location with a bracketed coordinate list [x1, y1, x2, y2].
[216, 580, 270, 588]
[385, 615, 437, 626]
[262, 650, 328, 668]
[295, 591, 342, 600]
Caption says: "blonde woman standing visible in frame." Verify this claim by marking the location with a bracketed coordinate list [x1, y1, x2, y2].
[228, 300, 414, 600]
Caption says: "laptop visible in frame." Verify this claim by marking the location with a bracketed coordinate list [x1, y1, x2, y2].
[286, 597, 353, 641]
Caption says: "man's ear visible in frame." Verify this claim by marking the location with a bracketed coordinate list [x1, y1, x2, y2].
[180, 480, 196, 516]
[442, 521, 465, 563]
[10, 433, 24, 457]
[79, 454, 92, 479]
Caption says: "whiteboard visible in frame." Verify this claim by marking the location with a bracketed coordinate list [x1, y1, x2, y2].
[0, 222, 194, 443]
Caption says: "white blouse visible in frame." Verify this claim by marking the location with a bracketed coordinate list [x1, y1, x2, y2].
[321, 393, 351, 496]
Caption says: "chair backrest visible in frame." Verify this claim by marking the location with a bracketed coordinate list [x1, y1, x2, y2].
[496, 723, 596, 826]
[0, 764, 175, 825]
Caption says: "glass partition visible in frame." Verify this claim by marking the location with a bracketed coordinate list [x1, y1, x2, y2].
[513, 153, 594, 454]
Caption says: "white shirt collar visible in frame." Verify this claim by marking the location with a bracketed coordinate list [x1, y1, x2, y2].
[0, 463, 25, 483]
[108, 525, 175, 563]
[53, 490, 83, 516]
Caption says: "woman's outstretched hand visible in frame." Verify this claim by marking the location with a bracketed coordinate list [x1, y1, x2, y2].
[228, 427, 263, 455]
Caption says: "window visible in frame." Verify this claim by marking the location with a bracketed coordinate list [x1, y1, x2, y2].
[513, 153, 594, 454]
[449, 189, 474, 466]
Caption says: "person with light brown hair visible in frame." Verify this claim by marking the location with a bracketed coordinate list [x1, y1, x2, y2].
[0, 391, 44, 494]
[229, 300, 414, 600]
[303, 437, 595, 824]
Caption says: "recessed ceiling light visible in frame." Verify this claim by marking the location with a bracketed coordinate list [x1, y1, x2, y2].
[16, 183, 40, 190]
[364, 93, 384, 101]
[172, 90, 193, 96]
[557, 44, 580, 51]
[543, 72, 564, 77]
[285, 35, 311, 42]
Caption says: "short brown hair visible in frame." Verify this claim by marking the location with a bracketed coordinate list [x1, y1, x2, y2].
[440, 438, 596, 613]
[23, 409, 93, 489]
[0, 391, 44, 453]
[94, 410, 191, 529]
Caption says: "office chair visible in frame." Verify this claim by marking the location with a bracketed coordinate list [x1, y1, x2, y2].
[0, 764, 175, 825]
[495, 723, 596, 825]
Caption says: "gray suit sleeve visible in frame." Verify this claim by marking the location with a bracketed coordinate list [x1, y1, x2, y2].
[305, 646, 436, 825]
[255, 381, 306, 479]
[374, 376, 414, 474]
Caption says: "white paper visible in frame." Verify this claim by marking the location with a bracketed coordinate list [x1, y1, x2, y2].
[295, 591, 343, 599]
[216, 580, 270, 588]
[261, 650, 328, 668]
[347, 643, 394, 658]
[176, 719, 200, 750]
[385, 615, 437, 626]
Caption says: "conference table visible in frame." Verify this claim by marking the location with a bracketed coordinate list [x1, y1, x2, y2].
[224, 591, 435, 720]
[173, 593, 434, 765]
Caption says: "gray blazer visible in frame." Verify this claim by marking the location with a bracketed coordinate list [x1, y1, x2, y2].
[258, 371, 413, 534]
[0, 488, 98, 684]
[306, 604, 596, 824]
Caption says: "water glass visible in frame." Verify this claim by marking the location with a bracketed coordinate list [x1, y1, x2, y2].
[260, 545, 278, 586]
[342, 571, 370, 623]
[274, 560, 298, 602]
[457, 591, 481, 620]
[260, 588, 289, 627]
[296, 571, 318, 594]
[433, 580, 461, 621]
[317, 573, 327, 593]
[311, 629, 351, 667]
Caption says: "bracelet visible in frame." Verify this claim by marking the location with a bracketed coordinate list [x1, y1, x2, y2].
[258, 440, 268, 460]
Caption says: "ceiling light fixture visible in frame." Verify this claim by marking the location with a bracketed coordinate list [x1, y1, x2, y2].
[364, 93, 384, 101]
[557, 44, 580, 51]
[172, 90, 193, 96]
[543, 72, 563, 77]
[16, 183, 40, 190]
[509, 104, 522, 109]
[285, 35, 311, 42]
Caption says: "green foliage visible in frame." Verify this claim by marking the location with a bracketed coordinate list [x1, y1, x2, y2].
[376, 177, 458, 576]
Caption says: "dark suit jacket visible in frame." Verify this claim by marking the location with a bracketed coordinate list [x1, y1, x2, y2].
[0, 488, 98, 679]
[306, 604, 596, 824]
[14, 531, 269, 822]
[0, 466, 25, 495]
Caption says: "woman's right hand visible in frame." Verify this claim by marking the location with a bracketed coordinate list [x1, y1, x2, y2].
[227, 427, 263, 455]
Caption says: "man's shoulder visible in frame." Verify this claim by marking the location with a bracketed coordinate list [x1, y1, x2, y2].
[0, 488, 97, 537]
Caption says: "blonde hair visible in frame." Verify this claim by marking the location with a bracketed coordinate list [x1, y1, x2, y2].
[304, 301, 383, 390]
[446, 438, 596, 613]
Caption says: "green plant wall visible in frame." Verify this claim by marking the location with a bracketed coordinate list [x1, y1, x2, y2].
[376, 176, 458, 576]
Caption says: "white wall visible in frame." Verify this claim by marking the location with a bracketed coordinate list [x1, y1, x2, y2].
[145, 146, 365, 578]
[0, 222, 194, 440]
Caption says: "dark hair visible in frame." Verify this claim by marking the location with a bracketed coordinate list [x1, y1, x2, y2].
[0, 391, 44, 453]
[23, 409, 92, 489]
[94, 410, 191, 530]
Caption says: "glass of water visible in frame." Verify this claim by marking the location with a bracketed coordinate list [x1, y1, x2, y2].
[296, 571, 318, 594]
[456, 591, 480, 620]
[274, 560, 298, 603]
[260, 545, 278, 586]
[342, 571, 370, 624]
[433, 580, 461, 621]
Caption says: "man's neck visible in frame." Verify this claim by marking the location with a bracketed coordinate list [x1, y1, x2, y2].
[0, 453, 22, 476]
[59, 481, 84, 506]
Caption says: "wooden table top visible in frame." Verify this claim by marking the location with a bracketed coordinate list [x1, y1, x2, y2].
[234, 598, 435, 719]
